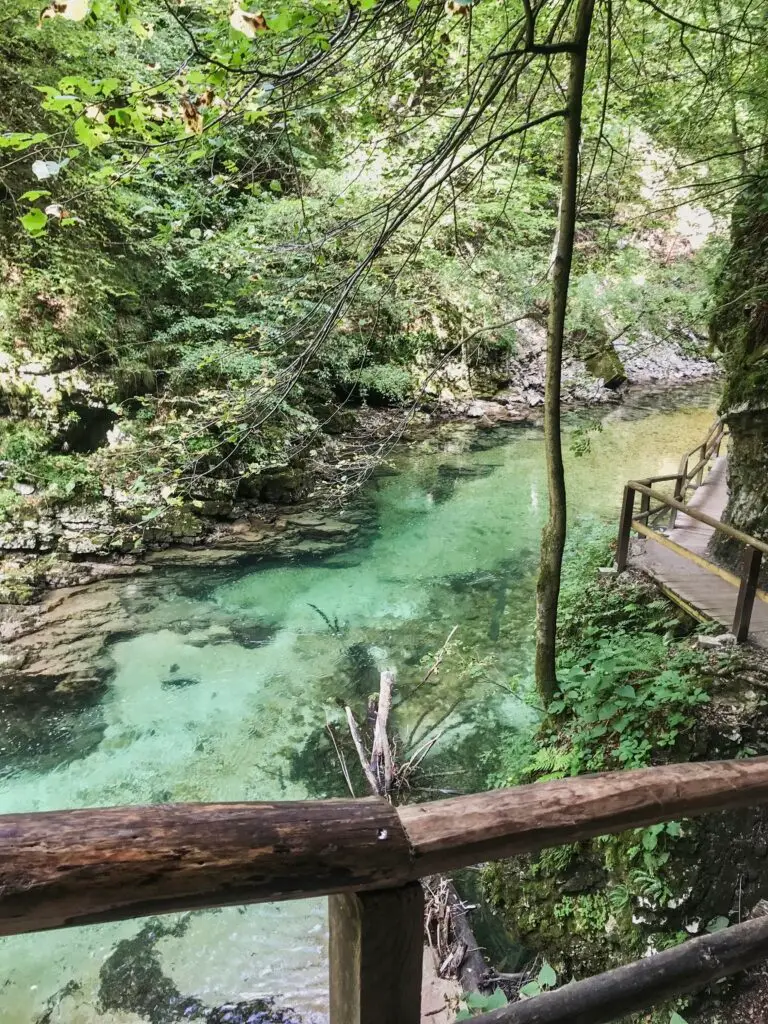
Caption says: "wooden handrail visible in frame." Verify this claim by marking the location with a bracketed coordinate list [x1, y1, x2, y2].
[627, 480, 768, 556]
[4, 759, 768, 936]
[677, 417, 726, 476]
[470, 913, 768, 1024]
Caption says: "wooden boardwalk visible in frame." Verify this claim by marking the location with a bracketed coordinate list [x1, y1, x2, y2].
[629, 456, 768, 646]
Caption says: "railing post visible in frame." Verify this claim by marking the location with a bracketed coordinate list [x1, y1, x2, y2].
[733, 546, 763, 643]
[695, 443, 707, 487]
[616, 485, 635, 572]
[329, 882, 424, 1024]
[639, 491, 650, 519]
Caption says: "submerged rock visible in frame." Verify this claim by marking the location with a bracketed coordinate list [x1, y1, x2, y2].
[161, 676, 201, 689]
[97, 918, 303, 1024]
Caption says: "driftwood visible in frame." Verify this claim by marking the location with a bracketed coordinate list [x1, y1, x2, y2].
[424, 875, 490, 993]
[470, 913, 768, 1024]
[371, 670, 395, 795]
[346, 669, 396, 798]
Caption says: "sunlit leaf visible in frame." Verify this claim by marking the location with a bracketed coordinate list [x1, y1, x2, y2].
[33, 159, 65, 181]
[20, 208, 47, 234]
[230, 7, 268, 37]
[39, 0, 90, 23]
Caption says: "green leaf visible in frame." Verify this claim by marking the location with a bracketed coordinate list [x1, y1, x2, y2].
[537, 962, 557, 988]
[484, 988, 507, 1009]
[642, 830, 658, 851]
[519, 982, 541, 998]
[20, 208, 47, 234]
[617, 685, 636, 699]
[670, 1014, 689, 1024]
[73, 117, 109, 151]
[465, 992, 486, 1009]
[1, 131, 48, 150]
[19, 190, 51, 202]
[140, 507, 165, 523]
[269, 179, 283, 192]
[706, 916, 729, 933]
[128, 16, 149, 38]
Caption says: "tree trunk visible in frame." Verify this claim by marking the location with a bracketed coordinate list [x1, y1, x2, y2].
[534, 0, 595, 705]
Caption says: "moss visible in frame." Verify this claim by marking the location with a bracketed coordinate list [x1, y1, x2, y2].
[0, 556, 56, 604]
[584, 345, 627, 388]
[711, 181, 768, 414]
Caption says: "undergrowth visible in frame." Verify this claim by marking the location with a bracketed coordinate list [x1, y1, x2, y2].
[482, 520, 716, 988]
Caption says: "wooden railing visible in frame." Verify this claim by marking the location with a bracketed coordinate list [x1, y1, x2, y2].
[615, 417, 768, 641]
[673, 416, 728, 505]
[5, 759, 768, 1023]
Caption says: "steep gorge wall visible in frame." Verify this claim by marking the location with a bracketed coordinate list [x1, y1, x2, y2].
[712, 168, 768, 546]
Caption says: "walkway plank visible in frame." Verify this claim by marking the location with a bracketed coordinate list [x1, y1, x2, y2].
[628, 457, 768, 647]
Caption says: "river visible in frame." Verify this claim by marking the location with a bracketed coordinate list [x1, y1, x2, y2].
[0, 383, 718, 1023]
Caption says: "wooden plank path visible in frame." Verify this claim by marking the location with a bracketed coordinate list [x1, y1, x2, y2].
[628, 456, 768, 646]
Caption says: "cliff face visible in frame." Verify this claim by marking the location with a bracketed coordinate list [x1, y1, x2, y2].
[712, 171, 768, 546]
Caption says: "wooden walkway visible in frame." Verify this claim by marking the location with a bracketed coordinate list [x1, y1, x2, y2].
[628, 456, 768, 646]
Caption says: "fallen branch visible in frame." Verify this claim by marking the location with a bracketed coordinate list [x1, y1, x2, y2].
[344, 705, 380, 796]
[416, 625, 459, 690]
[470, 912, 768, 1023]
[371, 670, 396, 796]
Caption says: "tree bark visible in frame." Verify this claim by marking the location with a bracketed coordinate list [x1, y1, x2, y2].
[534, 0, 595, 704]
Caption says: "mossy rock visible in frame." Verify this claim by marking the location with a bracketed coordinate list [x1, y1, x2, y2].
[584, 345, 627, 388]
[258, 464, 311, 504]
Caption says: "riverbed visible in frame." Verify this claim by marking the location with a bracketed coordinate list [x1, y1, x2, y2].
[0, 383, 719, 1023]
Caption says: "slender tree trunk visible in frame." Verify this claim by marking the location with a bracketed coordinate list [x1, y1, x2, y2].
[534, 0, 595, 705]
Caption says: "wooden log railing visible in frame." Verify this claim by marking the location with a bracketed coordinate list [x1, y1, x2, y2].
[673, 417, 728, 506]
[616, 479, 768, 641]
[5, 758, 768, 1022]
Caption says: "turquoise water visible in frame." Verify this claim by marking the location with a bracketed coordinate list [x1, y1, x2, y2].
[0, 385, 718, 1023]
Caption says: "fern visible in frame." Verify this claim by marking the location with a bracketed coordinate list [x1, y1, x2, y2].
[527, 744, 571, 780]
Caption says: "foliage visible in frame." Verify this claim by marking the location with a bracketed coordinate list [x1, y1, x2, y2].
[519, 961, 557, 999]
[1, 0, 745, 538]
[455, 988, 508, 1020]
[481, 524, 719, 985]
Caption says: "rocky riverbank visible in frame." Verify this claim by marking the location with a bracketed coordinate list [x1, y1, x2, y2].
[0, 332, 717, 602]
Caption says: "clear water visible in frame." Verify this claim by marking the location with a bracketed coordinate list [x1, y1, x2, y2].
[0, 385, 718, 1023]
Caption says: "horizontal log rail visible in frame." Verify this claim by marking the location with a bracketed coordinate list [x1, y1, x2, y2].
[3, 759, 768, 936]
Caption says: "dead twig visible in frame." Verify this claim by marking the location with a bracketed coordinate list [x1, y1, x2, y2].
[416, 625, 459, 690]
[345, 705, 380, 796]
[371, 669, 396, 795]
